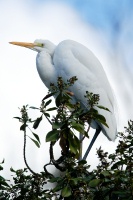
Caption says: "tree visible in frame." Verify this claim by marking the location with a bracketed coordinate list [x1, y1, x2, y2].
[0, 77, 133, 199]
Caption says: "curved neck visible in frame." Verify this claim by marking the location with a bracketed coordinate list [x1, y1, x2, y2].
[36, 50, 57, 89]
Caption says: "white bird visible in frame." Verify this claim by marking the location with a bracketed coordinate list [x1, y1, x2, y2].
[10, 39, 117, 160]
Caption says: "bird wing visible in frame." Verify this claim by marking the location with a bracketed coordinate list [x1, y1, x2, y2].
[53, 40, 117, 141]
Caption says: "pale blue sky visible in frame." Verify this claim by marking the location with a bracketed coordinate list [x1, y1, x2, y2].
[34, 0, 133, 41]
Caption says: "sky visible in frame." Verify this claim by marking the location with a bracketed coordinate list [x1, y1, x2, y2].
[0, 0, 133, 179]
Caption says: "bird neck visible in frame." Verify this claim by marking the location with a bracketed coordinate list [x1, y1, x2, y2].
[36, 50, 57, 89]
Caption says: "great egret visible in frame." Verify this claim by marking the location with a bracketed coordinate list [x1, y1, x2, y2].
[10, 39, 117, 160]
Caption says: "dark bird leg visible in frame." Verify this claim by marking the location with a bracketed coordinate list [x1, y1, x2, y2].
[83, 128, 101, 160]
[79, 133, 83, 161]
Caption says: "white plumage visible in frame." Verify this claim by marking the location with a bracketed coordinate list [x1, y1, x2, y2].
[10, 39, 117, 159]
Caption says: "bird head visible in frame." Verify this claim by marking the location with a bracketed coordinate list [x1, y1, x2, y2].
[9, 39, 55, 54]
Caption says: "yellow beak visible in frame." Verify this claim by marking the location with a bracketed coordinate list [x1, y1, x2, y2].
[9, 41, 35, 48]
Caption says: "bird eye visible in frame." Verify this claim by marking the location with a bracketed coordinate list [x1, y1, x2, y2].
[37, 43, 44, 47]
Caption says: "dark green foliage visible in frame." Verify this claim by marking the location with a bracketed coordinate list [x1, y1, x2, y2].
[0, 77, 133, 199]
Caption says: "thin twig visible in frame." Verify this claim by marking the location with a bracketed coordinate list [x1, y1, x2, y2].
[50, 142, 66, 172]
[23, 130, 37, 175]
[43, 163, 53, 177]
[44, 114, 52, 125]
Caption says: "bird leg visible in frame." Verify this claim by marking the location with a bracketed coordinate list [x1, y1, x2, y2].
[79, 133, 83, 160]
[83, 128, 101, 160]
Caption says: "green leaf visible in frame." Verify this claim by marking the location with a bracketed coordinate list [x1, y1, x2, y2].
[61, 186, 72, 197]
[49, 177, 61, 183]
[33, 116, 42, 129]
[43, 92, 56, 100]
[63, 92, 72, 101]
[20, 123, 27, 131]
[111, 161, 123, 170]
[52, 122, 64, 129]
[13, 117, 21, 120]
[28, 136, 40, 148]
[112, 191, 131, 197]
[46, 107, 57, 111]
[69, 141, 77, 154]
[68, 133, 80, 154]
[55, 93, 62, 107]
[89, 179, 101, 187]
[98, 114, 106, 121]
[45, 99, 52, 107]
[32, 132, 40, 144]
[0, 159, 4, 164]
[0, 180, 9, 187]
[71, 122, 85, 134]
[46, 130, 59, 142]
[97, 105, 110, 112]
[70, 178, 81, 185]
[52, 185, 62, 193]
[73, 135, 80, 148]
[10, 167, 15, 172]
[91, 108, 98, 115]
[78, 160, 87, 165]
[29, 106, 39, 110]
[101, 170, 110, 177]
[44, 112, 50, 118]
[96, 114, 109, 128]
[65, 102, 74, 109]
